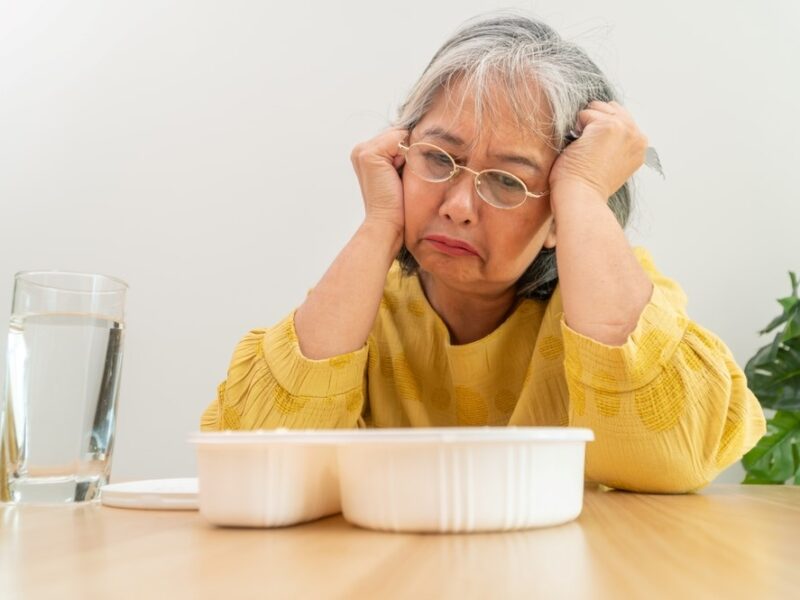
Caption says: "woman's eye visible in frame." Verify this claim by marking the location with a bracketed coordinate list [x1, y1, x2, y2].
[424, 151, 452, 166]
[499, 174, 521, 189]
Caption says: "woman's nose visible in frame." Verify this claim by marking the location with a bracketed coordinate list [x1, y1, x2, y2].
[438, 170, 479, 225]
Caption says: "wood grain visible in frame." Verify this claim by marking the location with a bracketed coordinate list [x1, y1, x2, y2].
[1, 484, 797, 600]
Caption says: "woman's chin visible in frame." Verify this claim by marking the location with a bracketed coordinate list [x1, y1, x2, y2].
[414, 249, 482, 285]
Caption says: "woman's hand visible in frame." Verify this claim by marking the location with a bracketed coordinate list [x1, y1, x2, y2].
[545, 100, 654, 346]
[350, 127, 408, 240]
[548, 101, 648, 203]
[295, 127, 409, 360]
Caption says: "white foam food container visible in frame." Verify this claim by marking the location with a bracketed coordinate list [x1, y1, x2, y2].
[336, 427, 594, 533]
[189, 427, 594, 532]
[189, 431, 341, 527]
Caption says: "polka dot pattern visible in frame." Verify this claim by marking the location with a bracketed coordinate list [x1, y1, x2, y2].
[345, 389, 362, 413]
[538, 335, 563, 360]
[494, 389, 517, 414]
[274, 386, 308, 415]
[380, 352, 394, 378]
[570, 384, 586, 417]
[455, 386, 489, 426]
[380, 295, 396, 313]
[629, 327, 673, 381]
[431, 387, 451, 410]
[406, 299, 426, 317]
[200, 255, 768, 495]
[595, 389, 621, 417]
[634, 363, 686, 432]
[329, 355, 353, 369]
[394, 353, 421, 402]
[591, 370, 618, 392]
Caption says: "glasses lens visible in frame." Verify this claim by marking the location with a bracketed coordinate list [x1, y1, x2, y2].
[405, 143, 455, 182]
[477, 170, 528, 208]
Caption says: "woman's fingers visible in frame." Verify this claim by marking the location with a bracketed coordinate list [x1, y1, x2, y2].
[352, 127, 407, 168]
[576, 108, 620, 130]
[551, 100, 648, 200]
[350, 127, 409, 233]
[585, 100, 638, 127]
[577, 101, 642, 137]
[586, 100, 629, 116]
[586, 100, 618, 114]
[377, 126, 409, 158]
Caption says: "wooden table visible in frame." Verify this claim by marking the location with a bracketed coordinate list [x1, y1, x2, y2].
[1, 484, 797, 599]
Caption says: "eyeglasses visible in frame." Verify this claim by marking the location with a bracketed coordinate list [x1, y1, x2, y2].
[397, 141, 549, 210]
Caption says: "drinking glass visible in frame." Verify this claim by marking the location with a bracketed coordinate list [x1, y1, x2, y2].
[1, 271, 127, 503]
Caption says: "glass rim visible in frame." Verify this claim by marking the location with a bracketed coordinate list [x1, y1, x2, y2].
[14, 270, 129, 294]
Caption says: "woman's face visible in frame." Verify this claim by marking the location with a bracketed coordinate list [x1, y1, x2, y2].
[403, 79, 559, 297]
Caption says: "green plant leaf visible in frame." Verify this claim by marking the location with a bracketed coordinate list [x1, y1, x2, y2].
[760, 272, 799, 335]
[745, 336, 800, 410]
[782, 317, 800, 343]
[760, 302, 798, 336]
[741, 410, 800, 484]
[745, 334, 778, 373]
[743, 271, 800, 484]
[760, 312, 791, 335]
[778, 296, 798, 312]
[742, 472, 780, 485]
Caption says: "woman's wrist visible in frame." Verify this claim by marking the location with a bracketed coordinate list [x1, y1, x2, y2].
[294, 219, 402, 360]
[549, 181, 609, 218]
[548, 179, 652, 346]
[359, 218, 405, 258]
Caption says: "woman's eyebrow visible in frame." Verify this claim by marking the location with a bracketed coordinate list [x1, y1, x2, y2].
[420, 126, 466, 147]
[419, 126, 542, 173]
[493, 152, 542, 174]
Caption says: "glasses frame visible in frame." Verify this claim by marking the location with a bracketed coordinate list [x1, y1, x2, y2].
[398, 141, 550, 210]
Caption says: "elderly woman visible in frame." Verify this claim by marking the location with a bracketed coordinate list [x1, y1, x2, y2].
[201, 12, 765, 493]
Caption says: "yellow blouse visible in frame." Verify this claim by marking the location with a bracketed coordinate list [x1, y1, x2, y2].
[200, 247, 766, 493]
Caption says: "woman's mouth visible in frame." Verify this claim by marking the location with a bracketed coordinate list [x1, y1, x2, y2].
[423, 235, 480, 257]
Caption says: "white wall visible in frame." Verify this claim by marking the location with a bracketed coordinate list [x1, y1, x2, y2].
[1, 0, 797, 484]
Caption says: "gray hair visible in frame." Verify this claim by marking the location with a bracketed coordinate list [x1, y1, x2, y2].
[392, 10, 633, 300]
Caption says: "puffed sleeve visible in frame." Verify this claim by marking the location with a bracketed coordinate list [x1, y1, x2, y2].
[200, 311, 369, 431]
[561, 247, 767, 493]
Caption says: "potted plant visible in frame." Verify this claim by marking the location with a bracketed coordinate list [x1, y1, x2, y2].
[741, 271, 800, 484]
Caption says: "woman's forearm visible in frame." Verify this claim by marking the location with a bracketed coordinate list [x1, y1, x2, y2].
[294, 220, 402, 359]
[551, 183, 653, 346]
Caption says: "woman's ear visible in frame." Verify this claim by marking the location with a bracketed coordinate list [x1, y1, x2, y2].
[542, 217, 556, 249]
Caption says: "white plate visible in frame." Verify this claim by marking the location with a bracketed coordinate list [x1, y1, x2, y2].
[100, 478, 198, 510]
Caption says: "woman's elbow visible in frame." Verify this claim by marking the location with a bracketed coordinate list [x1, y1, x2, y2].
[585, 448, 718, 494]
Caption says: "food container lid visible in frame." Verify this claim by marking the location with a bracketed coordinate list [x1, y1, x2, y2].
[188, 426, 594, 446]
[100, 478, 199, 510]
